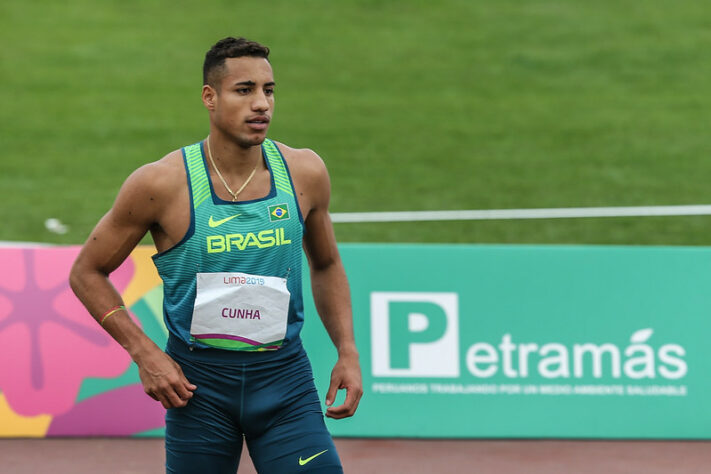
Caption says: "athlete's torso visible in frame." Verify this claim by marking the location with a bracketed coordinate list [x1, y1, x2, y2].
[152, 139, 305, 353]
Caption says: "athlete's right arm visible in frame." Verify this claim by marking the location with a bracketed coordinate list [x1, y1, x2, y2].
[69, 162, 196, 409]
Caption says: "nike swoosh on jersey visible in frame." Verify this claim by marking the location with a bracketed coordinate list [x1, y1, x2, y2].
[298, 449, 328, 466]
[208, 214, 241, 228]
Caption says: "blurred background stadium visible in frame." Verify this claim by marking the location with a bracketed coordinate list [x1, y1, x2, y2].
[2, 0, 711, 472]
[2, 0, 710, 246]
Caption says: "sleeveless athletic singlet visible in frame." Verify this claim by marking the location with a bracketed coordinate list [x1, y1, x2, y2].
[152, 139, 305, 351]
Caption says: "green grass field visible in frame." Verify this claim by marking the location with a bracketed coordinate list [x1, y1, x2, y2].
[2, 0, 711, 245]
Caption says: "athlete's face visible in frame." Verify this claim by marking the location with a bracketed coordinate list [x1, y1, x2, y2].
[203, 56, 275, 148]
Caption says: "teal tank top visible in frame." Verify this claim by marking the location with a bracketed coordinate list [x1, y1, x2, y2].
[152, 139, 305, 351]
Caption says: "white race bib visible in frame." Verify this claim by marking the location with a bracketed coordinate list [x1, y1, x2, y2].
[190, 272, 290, 351]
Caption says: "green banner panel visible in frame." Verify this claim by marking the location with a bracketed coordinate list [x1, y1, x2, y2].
[301, 244, 711, 439]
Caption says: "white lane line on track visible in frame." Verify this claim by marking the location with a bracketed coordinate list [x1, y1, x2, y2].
[330, 205, 711, 223]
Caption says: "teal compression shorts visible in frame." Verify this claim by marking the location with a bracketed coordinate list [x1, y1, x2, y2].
[165, 335, 342, 473]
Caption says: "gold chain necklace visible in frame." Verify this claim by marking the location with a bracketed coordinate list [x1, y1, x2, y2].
[205, 136, 259, 201]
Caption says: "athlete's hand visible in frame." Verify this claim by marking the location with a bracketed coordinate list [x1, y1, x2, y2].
[325, 353, 362, 419]
[136, 348, 197, 409]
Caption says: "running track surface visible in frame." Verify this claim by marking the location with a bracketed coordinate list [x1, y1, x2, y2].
[1, 438, 710, 473]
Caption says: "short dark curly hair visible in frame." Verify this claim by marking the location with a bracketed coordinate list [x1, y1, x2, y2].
[203, 37, 270, 87]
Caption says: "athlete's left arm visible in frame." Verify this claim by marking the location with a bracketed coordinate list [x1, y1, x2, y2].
[297, 149, 363, 419]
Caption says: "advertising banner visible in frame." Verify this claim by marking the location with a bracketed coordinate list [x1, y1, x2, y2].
[0, 246, 166, 437]
[1, 244, 710, 438]
[302, 244, 711, 439]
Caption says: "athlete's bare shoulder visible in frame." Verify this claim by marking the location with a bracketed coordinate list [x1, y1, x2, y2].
[111, 149, 188, 226]
[123, 149, 184, 198]
[272, 141, 329, 186]
[272, 141, 330, 215]
[129, 149, 185, 192]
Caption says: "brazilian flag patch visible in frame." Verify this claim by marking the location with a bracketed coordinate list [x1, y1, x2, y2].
[268, 203, 290, 222]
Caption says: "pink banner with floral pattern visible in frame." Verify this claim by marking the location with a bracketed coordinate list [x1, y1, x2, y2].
[0, 245, 167, 437]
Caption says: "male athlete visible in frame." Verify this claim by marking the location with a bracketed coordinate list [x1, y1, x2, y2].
[70, 37, 362, 473]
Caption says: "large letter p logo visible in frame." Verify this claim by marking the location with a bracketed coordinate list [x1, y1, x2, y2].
[371, 292, 459, 377]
